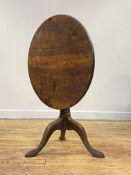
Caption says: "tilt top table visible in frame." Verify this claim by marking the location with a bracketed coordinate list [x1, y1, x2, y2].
[25, 14, 105, 158]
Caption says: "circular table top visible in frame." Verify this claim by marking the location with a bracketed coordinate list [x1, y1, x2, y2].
[28, 15, 95, 109]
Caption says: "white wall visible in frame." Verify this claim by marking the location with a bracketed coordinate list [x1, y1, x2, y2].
[0, 0, 131, 119]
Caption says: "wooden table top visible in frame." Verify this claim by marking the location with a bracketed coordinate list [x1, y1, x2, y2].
[28, 15, 95, 109]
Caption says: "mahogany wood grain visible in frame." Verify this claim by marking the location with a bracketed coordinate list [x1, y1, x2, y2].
[28, 14, 94, 109]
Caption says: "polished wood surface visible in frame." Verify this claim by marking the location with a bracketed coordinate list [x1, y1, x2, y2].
[28, 15, 94, 109]
[0, 119, 131, 175]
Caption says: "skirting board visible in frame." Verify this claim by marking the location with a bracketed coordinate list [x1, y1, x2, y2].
[0, 110, 131, 120]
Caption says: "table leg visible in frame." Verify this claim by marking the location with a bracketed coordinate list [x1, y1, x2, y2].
[25, 117, 62, 157]
[68, 117, 105, 158]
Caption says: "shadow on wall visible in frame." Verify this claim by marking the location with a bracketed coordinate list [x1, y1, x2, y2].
[94, 75, 131, 112]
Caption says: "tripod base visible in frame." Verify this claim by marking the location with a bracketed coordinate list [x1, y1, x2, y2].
[25, 109, 105, 158]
